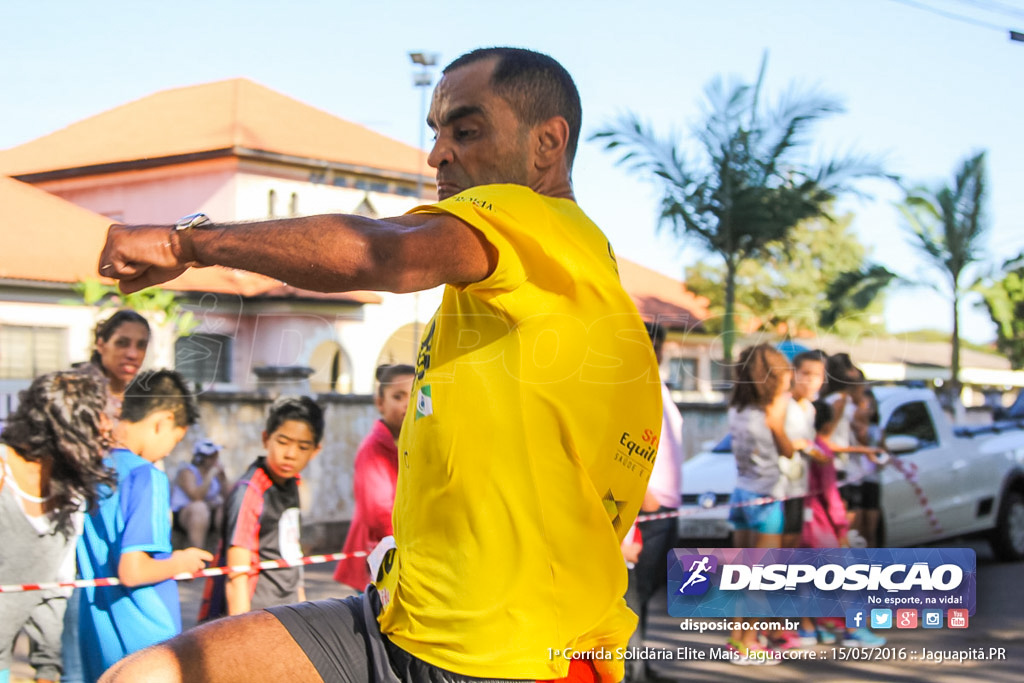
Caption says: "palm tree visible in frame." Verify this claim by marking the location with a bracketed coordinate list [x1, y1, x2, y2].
[819, 264, 900, 330]
[899, 151, 989, 403]
[592, 55, 884, 368]
[975, 251, 1024, 370]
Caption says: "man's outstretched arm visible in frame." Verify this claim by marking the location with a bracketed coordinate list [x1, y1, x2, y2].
[98, 212, 495, 294]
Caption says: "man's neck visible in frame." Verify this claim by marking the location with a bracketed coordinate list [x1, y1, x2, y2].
[528, 163, 575, 201]
[532, 180, 575, 201]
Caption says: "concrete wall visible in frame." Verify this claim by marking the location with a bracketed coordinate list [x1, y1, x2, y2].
[165, 391, 379, 553]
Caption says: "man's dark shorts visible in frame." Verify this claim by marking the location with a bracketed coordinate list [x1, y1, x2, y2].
[267, 586, 525, 683]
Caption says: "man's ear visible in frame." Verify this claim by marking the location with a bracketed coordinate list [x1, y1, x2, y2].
[533, 116, 570, 170]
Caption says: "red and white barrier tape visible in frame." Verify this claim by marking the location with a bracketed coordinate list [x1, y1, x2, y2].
[3, 459, 943, 594]
[886, 457, 943, 535]
[0, 550, 369, 594]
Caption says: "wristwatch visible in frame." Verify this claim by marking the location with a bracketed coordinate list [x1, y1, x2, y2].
[171, 212, 211, 265]
[175, 212, 211, 232]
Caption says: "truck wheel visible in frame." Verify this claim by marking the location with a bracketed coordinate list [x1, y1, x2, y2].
[990, 490, 1024, 562]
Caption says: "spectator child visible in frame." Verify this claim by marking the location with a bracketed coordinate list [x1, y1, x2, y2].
[802, 401, 849, 549]
[334, 364, 415, 592]
[199, 396, 324, 619]
[779, 349, 828, 649]
[0, 372, 115, 683]
[170, 439, 228, 550]
[726, 344, 795, 664]
[781, 350, 827, 548]
[820, 357, 883, 544]
[806, 400, 886, 648]
[853, 389, 885, 547]
[74, 370, 210, 682]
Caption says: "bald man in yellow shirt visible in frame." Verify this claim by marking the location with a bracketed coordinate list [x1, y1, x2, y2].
[99, 47, 662, 683]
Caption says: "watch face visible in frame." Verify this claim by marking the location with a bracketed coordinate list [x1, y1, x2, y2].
[177, 213, 210, 230]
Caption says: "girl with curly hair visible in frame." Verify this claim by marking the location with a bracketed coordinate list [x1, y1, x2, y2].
[0, 371, 115, 683]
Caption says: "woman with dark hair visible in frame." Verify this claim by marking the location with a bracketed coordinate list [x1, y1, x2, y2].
[58, 310, 148, 683]
[0, 371, 115, 683]
[84, 309, 151, 406]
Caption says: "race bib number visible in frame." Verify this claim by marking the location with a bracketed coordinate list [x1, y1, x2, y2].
[278, 507, 302, 562]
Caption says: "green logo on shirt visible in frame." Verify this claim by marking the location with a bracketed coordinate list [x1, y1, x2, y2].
[415, 385, 433, 420]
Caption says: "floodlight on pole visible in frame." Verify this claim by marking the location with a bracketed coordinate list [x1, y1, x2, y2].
[409, 51, 438, 67]
[408, 51, 440, 201]
[408, 50, 439, 361]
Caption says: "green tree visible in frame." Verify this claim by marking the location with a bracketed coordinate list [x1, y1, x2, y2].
[593, 55, 884, 366]
[975, 252, 1024, 369]
[898, 151, 989, 400]
[71, 278, 198, 337]
[684, 213, 894, 338]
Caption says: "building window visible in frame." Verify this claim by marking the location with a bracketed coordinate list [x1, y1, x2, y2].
[667, 357, 698, 392]
[0, 325, 67, 379]
[268, 189, 277, 217]
[175, 333, 232, 386]
[709, 359, 733, 392]
[289, 192, 299, 216]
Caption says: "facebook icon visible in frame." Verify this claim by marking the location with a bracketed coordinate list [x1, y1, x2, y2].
[846, 609, 866, 629]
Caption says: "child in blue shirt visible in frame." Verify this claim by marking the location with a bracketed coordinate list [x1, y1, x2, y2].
[74, 370, 212, 682]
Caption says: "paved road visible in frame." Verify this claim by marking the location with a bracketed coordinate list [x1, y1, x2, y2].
[12, 539, 1022, 681]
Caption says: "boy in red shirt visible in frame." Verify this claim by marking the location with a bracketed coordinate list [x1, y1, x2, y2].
[334, 364, 415, 591]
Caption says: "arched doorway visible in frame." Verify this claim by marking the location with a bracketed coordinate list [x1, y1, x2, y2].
[309, 341, 352, 393]
[376, 323, 423, 369]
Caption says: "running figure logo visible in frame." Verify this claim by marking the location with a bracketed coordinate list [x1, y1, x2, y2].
[678, 554, 718, 595]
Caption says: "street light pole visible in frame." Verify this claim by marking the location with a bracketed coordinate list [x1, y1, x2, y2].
[408, 51, 438, 362]
[409, 51, 439, 201]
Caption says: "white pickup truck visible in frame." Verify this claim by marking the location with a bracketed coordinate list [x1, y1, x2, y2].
[678, 387, 1024, 560]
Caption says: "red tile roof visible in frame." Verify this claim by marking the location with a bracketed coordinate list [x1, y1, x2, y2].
[2, 175, 112, 283]
[0, 78, 431, 181]
[618, 258, 709, 331]
[0, 176, 379, 304]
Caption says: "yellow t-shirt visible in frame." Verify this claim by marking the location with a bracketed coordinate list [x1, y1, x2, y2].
[375, 184, 662, 680]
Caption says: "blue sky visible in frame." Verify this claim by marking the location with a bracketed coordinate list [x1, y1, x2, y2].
[2, 0, 1022, 344]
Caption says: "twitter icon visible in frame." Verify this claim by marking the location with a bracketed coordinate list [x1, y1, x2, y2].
[871, 609, 892, 629]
